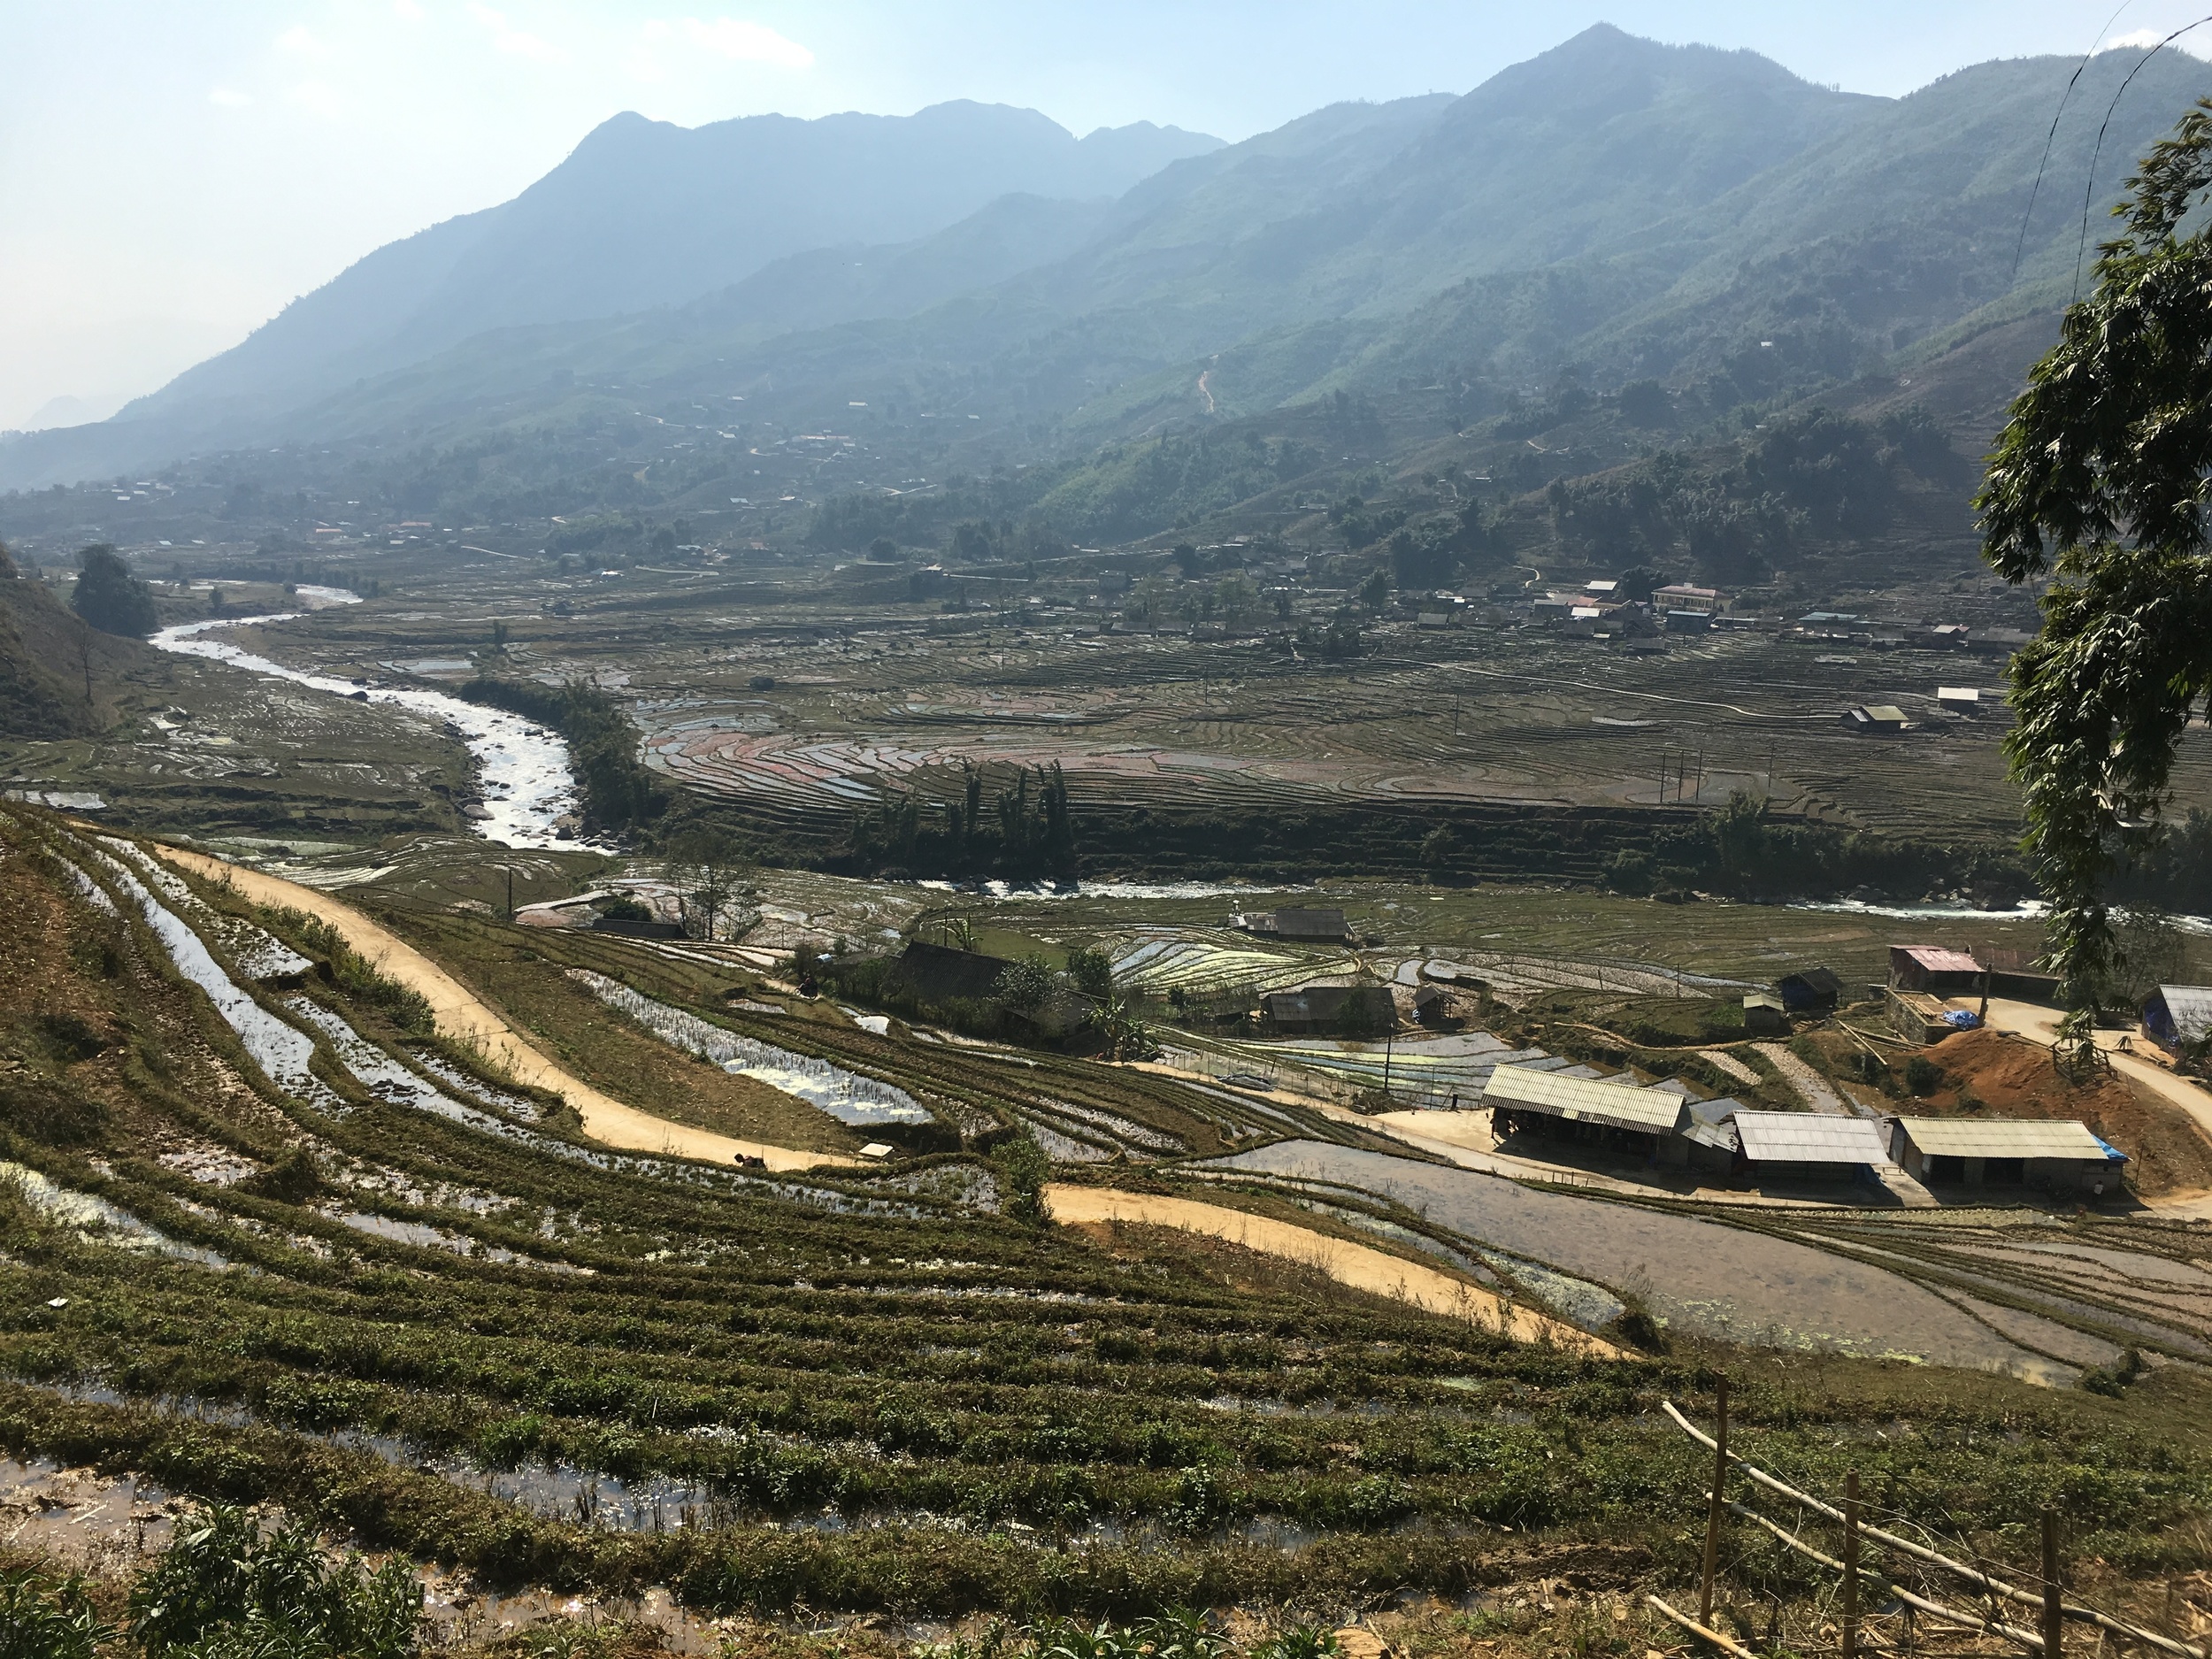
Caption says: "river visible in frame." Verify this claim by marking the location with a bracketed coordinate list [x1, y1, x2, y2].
[149, 587, 580, 849]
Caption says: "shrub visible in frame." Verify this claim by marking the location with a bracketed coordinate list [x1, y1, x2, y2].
[1904, 1056, 1943, 1096]
[0, 1570, 111, 1659]
[130, 1504, 422, 1659]
[998, 1131, 1049, 1225]
[1249, 1627, 1342, 1659]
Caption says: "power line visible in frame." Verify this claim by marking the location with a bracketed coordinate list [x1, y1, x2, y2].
[2075, 13, 2212, 300]
[2012, 0, 2137, 285]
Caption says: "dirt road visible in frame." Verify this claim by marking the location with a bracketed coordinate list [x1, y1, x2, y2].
[155, 846, 853, 1172]
[1042, 1183, 1620, 1356]
[1985, 996, 2212, 1151]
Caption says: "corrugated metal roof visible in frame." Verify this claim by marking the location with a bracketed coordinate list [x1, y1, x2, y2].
[1483, 1064, 1689, 1134]
[1682, 1118, 1740, 1154]
[1893, 1117, 2121, 1161]
[1895, 945, 1980, 975]
[1734, 1111, 1890, 1165]
[2152, 984, 2212, 1041]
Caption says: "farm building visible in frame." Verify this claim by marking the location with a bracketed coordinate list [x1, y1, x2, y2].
[1664, 609, 1713, 634]
[1777, 966, 1842, 1012]
[1654, 582, 1722, 612]
[1484, 1064, 1696, 1168]
[1888, 1117, 2127, 1196]
[1411, 984, 1451, 1026]
[2142, 984, 2212, 1056]
[1732, 1111, 1890, 1181]
[1841, 703, 1909, 734]
[887, 940, 1022, 1002]
[1937, 686, 1981, 716]
[1743, 992, 1788, 1034]
[1680, 1097, 1745, 1173]
[1234, 906, 1348, 942]
[1260, 984, 1396, 1035]
[1890, 946, 1982, 994]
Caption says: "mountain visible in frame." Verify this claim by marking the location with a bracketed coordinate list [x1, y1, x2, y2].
[125, 102, 1221, 425]
[11, 26, 2212, 498]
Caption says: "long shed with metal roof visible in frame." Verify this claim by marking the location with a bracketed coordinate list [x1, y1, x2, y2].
[1483, 1064, 1696, 1167]
[1888, 1116, 2125, 1196]
[1732, 1110, 1890, 1180]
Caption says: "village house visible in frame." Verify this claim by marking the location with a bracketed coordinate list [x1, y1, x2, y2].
[2142, 984, 2212, 1058]
[1652, 582, 1722, 613]
[1841, 703, 1908, 734]
[1776, 966, 1842, 1012]
[1260, 984, 1395, 1035]
[1233, 906, 1348, 942]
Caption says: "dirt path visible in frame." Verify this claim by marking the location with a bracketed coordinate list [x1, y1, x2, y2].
[1753, 1041, 1851, 1114]
[1042, 1183, 1621, 1356]
[155, 847, 853, 1172]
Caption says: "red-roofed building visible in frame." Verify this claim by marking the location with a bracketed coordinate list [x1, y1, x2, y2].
[1889, 945, 1982, 994]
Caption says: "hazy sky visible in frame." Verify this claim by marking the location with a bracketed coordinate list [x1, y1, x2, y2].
[4, 0, 2210, 433]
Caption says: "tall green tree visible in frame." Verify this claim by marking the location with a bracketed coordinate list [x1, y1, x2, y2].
[69, 543, 157, 636]
[1978, 98, 2212, 1030]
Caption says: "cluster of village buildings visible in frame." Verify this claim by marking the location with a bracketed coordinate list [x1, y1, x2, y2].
[1230, 907, 2212, 1202]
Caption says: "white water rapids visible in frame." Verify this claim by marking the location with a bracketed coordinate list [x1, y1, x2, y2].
[149, 587, 580, 848]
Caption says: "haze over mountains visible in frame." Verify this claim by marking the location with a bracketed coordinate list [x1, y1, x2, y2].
[7, 23, 2212, 491]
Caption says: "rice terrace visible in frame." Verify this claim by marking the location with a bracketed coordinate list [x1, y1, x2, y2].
[5, 11, 2212, 1659]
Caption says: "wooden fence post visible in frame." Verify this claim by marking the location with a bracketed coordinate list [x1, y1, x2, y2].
[1701, 1375, 1731, 1624]
[2043, 1509, 2063, 1659]
[1842, 1470, 1861, 1659]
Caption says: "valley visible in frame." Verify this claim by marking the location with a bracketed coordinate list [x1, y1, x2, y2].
[5, 16, 2212, 1659]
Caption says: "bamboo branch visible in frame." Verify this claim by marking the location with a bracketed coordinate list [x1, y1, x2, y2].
[1664, 1401, 2204, 1659]
[1647, 1594, 1764, 1659]
[1714, 1490, 2045, 1652]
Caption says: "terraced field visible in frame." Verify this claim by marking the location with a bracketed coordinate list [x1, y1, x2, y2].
[7, 797, 2212, 1647]
[624, 622, 2212, 849]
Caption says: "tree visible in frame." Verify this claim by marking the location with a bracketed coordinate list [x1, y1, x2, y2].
[665, 825, 745, 941]
[1978, 98, 2212, 1029]
[1357, 565, 1392, 611]
[1065, 946, 1115, 999]
[993, 956, 1060, 1012]
[70, 545, 156, 637]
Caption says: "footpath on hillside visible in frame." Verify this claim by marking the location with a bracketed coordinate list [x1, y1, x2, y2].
[155, 845, 853, 1172]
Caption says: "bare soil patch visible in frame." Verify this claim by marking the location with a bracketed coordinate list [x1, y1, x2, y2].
[1909, 1026, 2212, 1198]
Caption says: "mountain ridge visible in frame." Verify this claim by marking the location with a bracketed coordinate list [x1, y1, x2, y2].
[8, 27, 2212, 495]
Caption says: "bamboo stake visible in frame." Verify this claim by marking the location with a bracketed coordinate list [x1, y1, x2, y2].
[1845, 1471, 1862, 1659]
[2043, 1511, 2063, 1659]
[1663, 1402, 2204, 1659]
[1701, 1375, 1731, 1625]
[1647, 1594, 1762, 1659]
[1709, 1489, 2045, 1651]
